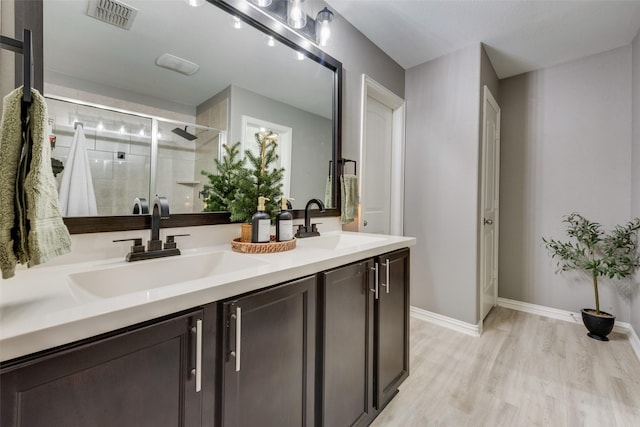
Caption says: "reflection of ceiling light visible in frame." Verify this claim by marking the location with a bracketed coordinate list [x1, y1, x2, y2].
[233, 16, 242, 29]
[155, 53, 199, 76]
[316, 7, 333, 46]
[287, 0, 306, 29]
[157, 131, 162, 139]
[266, 36, 275, 47]
[251, 0, 272, 6]
[139, 128, 145, 137]
[184, 0, 204, 7]
[295, 51, 305, 61]
[120, 125, 126, 134]
[97, 121, 104, 131]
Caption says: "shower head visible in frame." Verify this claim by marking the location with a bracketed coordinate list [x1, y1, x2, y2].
[171, 126, 197, 141]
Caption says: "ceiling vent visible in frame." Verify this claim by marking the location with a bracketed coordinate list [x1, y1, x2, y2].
[87, 0, 138, 30]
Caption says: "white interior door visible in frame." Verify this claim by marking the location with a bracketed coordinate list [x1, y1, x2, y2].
[359, 75, 406, 236]
[241, 116, 292, 198]
[480, 86, 501, 321]
[361, 97, 393, 234]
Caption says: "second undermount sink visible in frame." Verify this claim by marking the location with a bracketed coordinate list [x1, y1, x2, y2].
[297, 233, 386, 251]
[67, 251, 267, 301]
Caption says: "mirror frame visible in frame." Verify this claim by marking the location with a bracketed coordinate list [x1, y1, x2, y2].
[25, 0, 342, 233]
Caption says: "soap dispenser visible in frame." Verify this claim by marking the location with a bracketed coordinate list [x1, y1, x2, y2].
[276, 197, 295, 242]
[251, 196, 271, 243]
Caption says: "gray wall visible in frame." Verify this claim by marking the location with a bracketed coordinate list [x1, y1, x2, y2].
[228, 85, 332, 208]
[632, 30, 640, 334]
[405, 45, 483, 325]
[319, 1, 405, 164]
[498, 46, 633, 322]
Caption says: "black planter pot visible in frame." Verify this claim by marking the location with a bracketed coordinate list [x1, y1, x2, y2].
[581, 308, 615, 341]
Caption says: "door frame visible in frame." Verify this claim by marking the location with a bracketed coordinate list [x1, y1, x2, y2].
[479, 85, 501, 331]
[359, 75, 406, 235]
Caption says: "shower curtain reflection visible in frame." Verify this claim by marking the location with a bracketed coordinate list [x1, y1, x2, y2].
[58, 123, 98, 216]
[47, 97, 152, 216]
[46, 97, 224, 216]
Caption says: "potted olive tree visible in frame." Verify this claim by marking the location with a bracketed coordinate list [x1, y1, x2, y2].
[543, 213, 640, 341]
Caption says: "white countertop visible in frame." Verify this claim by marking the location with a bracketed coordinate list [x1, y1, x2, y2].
[0, 231, 414, 363]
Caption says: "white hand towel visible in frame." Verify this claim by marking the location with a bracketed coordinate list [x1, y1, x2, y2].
[58, 123, 98, 216]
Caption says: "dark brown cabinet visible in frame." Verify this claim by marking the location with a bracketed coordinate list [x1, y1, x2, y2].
[375, 248, 410, 410]
[319, 258, 376, 427]
[0, 307, 216, 427]
[319, 248, 410, 426]
[1, 248, 409, 427]
[219, 275, 316, 427]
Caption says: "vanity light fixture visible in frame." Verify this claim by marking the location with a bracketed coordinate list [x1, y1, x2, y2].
[247, 0, 334, 47]
[316, 7, 333, 46]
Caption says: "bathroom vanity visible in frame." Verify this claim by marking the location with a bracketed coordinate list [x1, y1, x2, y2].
[0, 232, 413, 427]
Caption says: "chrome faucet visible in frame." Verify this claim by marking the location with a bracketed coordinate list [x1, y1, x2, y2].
[296, 198, 326, 238]
[114, 196, 189, 261]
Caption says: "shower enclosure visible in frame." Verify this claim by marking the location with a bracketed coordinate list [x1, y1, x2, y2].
[46, 97, 225, 216]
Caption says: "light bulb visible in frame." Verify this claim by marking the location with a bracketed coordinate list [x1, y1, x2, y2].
[184, 0, 204, 7]
[316, 7, 333, 46]
[287, 0, 306, 29]
[318, 20, 331, 46]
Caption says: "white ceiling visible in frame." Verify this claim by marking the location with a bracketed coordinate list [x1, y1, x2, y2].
[44, 0, 333, 117]
[325, 0, 640, 78]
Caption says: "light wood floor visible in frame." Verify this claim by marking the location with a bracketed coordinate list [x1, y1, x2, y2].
[372, 306, 640, 427]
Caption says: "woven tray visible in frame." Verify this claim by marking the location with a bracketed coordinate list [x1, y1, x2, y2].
[231, 236, 296, 254]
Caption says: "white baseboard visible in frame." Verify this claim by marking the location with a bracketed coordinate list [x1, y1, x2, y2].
[497, 297, 640, 363]
[410, 306, 481, 337]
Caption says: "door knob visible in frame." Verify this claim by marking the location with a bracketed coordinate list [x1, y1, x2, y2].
[483, 218, 493, 225]
[363, 219, 368, 227]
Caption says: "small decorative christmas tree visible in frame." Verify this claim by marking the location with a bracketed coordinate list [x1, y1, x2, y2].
[228, 131, 284, 223]
[201, 141, 243, 212]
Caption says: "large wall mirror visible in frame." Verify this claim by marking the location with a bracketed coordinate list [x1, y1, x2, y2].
[39, 0, 341, 233]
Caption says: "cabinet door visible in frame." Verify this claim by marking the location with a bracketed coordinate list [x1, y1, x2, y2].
[1, 310, 205, 427]
[320, 259, 375, 427]
[375, 248, 410, 409]
[221, 275, 316, 427]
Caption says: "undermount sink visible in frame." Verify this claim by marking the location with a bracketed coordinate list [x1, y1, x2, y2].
[297, 233, 386, 251]
[67, 251, 267, 301]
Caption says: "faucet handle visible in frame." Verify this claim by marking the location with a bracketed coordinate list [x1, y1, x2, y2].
[164, 234, 190, 249]
[113, 238, 145, 254]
